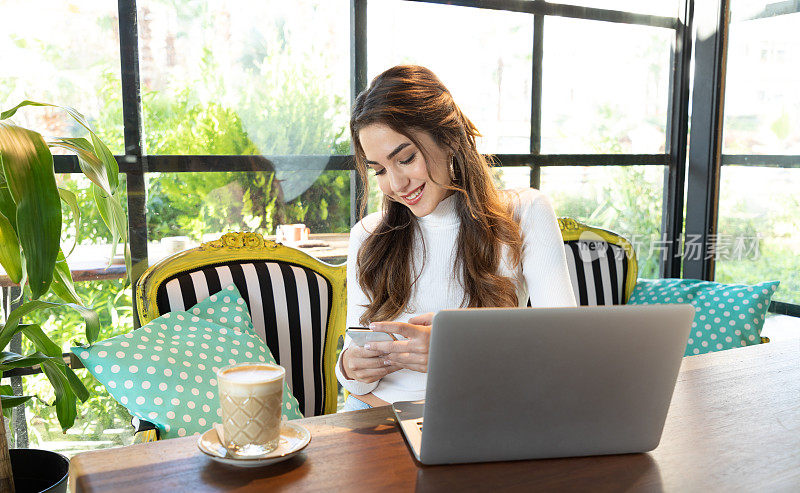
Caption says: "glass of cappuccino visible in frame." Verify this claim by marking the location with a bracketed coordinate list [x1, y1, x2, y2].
[217, 362, 285, 457]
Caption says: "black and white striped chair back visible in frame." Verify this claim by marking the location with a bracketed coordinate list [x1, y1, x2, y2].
[563, 241, 628, 305]
[155, 261, 333, 417]
[557, 218, 638, 306]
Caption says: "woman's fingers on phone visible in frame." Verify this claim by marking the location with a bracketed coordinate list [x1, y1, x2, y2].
[367, 340, 408, 354]
[408, 312, 434, 326]
[351, 356, 390, 370]
[348, 351, 395, 373]
[387, 352, 426, 365]
[353, 365, 400, 382]
[386, 352, 428, 373]
[350, 345, 383, 358]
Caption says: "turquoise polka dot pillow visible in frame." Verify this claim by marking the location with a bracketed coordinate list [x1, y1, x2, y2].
[628, 278, 780, 356]
[72, 284, 303, 439]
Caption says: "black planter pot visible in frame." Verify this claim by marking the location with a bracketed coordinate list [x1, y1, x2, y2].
[10, 449, 69, 493]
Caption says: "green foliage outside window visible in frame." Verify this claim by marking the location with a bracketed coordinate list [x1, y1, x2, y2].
[94, 49, 352, 241]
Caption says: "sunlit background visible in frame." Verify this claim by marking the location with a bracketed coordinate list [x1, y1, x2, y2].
[1, 0, 798, 455]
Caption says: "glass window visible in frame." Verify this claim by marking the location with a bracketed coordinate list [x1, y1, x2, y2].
[146, 170, 350, 263]
[541, 17, 672, 154]
[494, 166, 532, 191]
[137, 0, 350, 156]
[365, 173, 383, 216]
[0, 0, 124, 153]
[715, 166, 800, 305]
[723, 10, 800, 154]
[367, 0, 533, 154]
[541, 165, 665, 279]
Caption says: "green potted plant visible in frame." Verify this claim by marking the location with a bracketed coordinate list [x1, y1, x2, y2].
[0, 101, 128, 492]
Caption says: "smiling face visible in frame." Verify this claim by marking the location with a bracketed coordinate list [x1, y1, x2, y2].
[358, 124, 453, 217]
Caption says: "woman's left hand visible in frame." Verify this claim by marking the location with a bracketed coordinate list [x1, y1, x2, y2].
[366, 312, 434, 373]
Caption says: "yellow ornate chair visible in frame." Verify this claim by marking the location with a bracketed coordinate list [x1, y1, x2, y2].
[133, 232, 346, 440]
[557, 218, 638, 305]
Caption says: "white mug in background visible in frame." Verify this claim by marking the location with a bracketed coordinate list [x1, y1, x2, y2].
[161, 236, 192, 256]
[276, 224, 310, 244]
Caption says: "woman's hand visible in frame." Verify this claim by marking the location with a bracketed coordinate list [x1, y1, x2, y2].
[341, 345, 401, 384]
[366, 312, 434, 373]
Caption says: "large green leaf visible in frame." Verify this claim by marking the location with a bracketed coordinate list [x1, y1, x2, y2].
[19, 323, 61, 357]
[90, 133, 119, 190]
[0, 351, 23, 364]
[0, 210, 21, 283]
[3, 101, 128, 284]
[0, 122, 61, 299]
[0, 300, 100, 350]
[0, 300, 56, 347]
[40, 359, 77, 432]
[49, 138, 113, 195]
[1, 395, 34, 416]
[62, 364, 89, 402]
[0, 185, 17, 231]
[1, 100, 52, 120]
[0, 387, 34, 419]
[51, 250, 83, 306]
[92, 184, 117, 247]
[58, 188, 80, 256]
[0, 350, 57, 371]
[19, 324, 88, 427]
[4, 101, 119, 191]
[92, 183, 128, 263]
[2, 101, 92, 135]
[13, 325, 88, 400]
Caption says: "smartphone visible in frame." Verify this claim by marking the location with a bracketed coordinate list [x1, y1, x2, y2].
[346, 327, 397, 347]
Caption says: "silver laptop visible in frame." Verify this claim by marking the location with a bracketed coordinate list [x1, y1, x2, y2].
[392, 304, 694, 465]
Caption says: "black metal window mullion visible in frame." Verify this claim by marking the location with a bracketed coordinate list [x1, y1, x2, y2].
[721, 155, 800, 167]
[349, 0, 368, 226]
[529, 12, 544, 189]
[683, 0, 731, 281]
[52, 153, 669, 174]
[507, 154, 669, 166]
[660, 0, 694, 278]
[770, 301, 800, 318]
[118, 0, 148, 328]
[404, 0, 677, 29]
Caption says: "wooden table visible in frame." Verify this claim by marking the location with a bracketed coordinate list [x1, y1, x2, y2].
[70, 340, 800, 492]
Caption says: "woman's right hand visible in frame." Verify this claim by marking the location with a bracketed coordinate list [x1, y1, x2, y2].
[341, 345, 400, 383]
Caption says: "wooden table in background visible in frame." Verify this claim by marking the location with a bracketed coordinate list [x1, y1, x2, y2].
[70, 340, 800, 492]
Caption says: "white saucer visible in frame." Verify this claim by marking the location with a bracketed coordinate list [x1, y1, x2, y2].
[197, 422, 311, 468]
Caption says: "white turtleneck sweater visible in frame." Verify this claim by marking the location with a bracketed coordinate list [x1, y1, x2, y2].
[335, 188, 577, 403]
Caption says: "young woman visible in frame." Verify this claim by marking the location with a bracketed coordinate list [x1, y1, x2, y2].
[336, 65, 576, 412]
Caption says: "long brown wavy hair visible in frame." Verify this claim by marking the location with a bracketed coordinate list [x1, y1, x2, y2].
[351, 65, 522, 325]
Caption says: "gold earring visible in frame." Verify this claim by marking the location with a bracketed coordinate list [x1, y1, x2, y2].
[449, 155, 456, 181]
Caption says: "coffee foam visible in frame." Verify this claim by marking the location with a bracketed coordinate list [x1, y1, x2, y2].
[218, 364, 284, 395]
